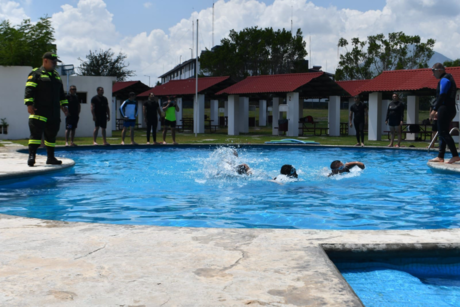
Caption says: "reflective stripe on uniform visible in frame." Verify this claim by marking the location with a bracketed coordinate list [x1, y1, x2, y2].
[24, 98, 34, 104]
[28, 139, 42, 145]
[44, 141, 55, 147]
[29, 115, 48, 122]
[60, 99, 69, 106]
[55, 76, 61, 80]
[41, 74, 49, 78]
[26, 82, 37, 87]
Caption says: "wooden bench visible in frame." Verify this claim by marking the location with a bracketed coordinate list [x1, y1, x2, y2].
[298, 116, 328, 136]
[384, 123, 432, 141]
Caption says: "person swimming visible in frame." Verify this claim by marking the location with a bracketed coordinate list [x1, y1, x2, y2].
[328, 160, 365, 177]
[273, 164, 298, 180]
[236, 163, 251, 175]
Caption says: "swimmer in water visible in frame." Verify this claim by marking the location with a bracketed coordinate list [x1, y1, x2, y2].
[236, 163, 251, 175]
[273, 164, 298, 180]
[328, 160, 365, 177]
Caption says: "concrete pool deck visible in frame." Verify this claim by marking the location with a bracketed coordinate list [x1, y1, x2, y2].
[1, 145, 460, 306]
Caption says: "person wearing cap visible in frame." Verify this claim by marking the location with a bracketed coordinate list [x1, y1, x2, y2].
[65, 85, 81, 146]
[349, 95, 368, 147]
[162, 96, 180, 144]
[119, 92, 139, 145]
[24, 52, 69, 166]
[91, 87, 111, 145]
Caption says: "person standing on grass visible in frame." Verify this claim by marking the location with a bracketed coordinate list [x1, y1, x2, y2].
[91, 87, 110, 145]
[349, 95, 368, 147]
[65, 85, 81, 146]
[162, 96, 180, 145]
[119, 92, 138, 145]
[385, 93, 404, 148]
[143, 93, 162, 144]
[429, 63, 460, 164]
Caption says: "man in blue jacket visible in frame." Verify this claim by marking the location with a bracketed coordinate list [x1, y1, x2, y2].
[119, 92, 138, 145]
[429, 63, 460, 164]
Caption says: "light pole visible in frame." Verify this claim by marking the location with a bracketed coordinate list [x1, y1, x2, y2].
[144, 75, 151, 87]
[189, 48, 193, 59]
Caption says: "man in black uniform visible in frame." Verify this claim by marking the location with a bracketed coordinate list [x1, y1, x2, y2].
[429, 63, 460, 164]
[143, 93, 162, 144]
[65, 85, 81, 146]
[24, 52, 68, 167]
[91, 87, 111, 145]
[349, 95, 368, 147]
[385, 93, 405, 147]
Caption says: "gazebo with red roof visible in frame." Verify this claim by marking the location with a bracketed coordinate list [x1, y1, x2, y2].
[138, 76, 235, 134]
[356, 67, 460, 141]
[216, 72, 348, 136]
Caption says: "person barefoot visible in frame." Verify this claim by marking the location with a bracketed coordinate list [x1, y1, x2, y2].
[173, 142, 179, 145]
[154, 141, 161, 145]
[428, 157, 444, 163]
[147, 141, 150, 145]
[121, 141, 125, 145]
[162, 141, 167, 145]
[361, 142, 365, 147]
[131, 141, 138, 145]
[354, 143, 360, 147]
[446, 156, 460, 164]
[93, 141, 98, 145]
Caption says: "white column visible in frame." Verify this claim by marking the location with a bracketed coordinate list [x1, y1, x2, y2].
[193, 94, 205, 133]
[381, 100, 391, 136]
[210, 99, 219, 126]
[259, 100, 267, 126]
[176, 97, 183, 126]
[112, 97, 117, 131]
[272, 97, 280, 136]
[286, 92, 300, 137]
[227, 95, 240, 135]
[224, 101, 228, 116]
[406, 95, 419, 141]
[368, 92, 382, 141]
[328, 96, 341, 137]
[239, 97, 249, 133]
[348, 98, 356, 136]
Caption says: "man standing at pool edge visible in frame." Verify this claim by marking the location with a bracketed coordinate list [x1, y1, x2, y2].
[91, 87, 110, 145]
[429, 63, 460, 164]
[24, 52, 69, 166]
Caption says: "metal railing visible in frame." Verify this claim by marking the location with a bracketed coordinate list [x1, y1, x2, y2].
[428, 127, 460, 152]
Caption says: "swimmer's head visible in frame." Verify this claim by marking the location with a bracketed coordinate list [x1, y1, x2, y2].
[280, 164, 298, 178]
[330, 160, 345, 175]
[236, 164, 250, 175]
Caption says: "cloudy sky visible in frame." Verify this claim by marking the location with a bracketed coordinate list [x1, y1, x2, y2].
[1, 0, 459, 85]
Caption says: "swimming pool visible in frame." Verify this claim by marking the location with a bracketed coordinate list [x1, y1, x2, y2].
[1, 146, 459, 229]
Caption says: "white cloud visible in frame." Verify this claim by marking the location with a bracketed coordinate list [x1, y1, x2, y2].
[0, 0, 28, 24]
[144, 2, 152, 9]
[3, 0, 460, 82]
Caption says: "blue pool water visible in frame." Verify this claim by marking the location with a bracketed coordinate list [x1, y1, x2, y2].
[1, 146, 459, 229]
[335, 255, 460, 307]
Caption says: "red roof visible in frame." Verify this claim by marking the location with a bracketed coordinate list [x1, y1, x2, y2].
[138, 76, 230, 97]
[336, 79, 371, 97]
[216, 72, 324, 95]
[358, 67, 460, 92]
[112, 81, 138, 93]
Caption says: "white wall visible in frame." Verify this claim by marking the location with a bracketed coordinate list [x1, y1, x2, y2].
[0, 67, 115, 140]
[0, 66, 33, 140]
[58, 75, 116, 138]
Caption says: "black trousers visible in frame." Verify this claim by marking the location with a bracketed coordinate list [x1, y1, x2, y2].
[28, 117, 60, 148]
[354, 119, 365, 143]
[146, 119, 158, 142]
[437, 105, 458, 159]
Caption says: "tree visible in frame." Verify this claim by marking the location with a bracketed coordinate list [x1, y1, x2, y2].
[200, 27, 308, 78]
[77, 49, 135, 81]
[335, 32, 435, 81]
[0, 17, 55, 67]
[444, 59, 460, 67]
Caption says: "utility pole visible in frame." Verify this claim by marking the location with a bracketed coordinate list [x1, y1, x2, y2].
[144, 75, 151, 87]
[195, 19, 199, 137]
[212, 2, 215, 47]
[189, 48, 193, 59]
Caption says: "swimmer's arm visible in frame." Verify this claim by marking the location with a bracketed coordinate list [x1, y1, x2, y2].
[345, 162, 365, 169]
[269, 179, 283, 185]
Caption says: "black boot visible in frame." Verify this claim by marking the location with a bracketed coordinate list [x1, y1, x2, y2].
[27, 144, 39, 167]
[46, 147, 62, 165]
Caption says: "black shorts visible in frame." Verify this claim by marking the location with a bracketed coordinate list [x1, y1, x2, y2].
[432, 120, 438, 132]
[66, 116, 79, 130]
[164, 119, 176, 128]
[95, 117, 107, 129]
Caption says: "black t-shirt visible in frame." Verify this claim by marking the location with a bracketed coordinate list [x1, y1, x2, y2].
[386, 101, 404, 122]
[91, 95, 109, 118]
[143, 99, 160, 120]
[66, 93, 80, 117]
[350, 103, 367, 122]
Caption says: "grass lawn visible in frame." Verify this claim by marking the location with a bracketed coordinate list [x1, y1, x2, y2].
[6, 108, 436, 148]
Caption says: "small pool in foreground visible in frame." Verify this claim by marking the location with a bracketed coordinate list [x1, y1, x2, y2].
[1, 146, 459, 229]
